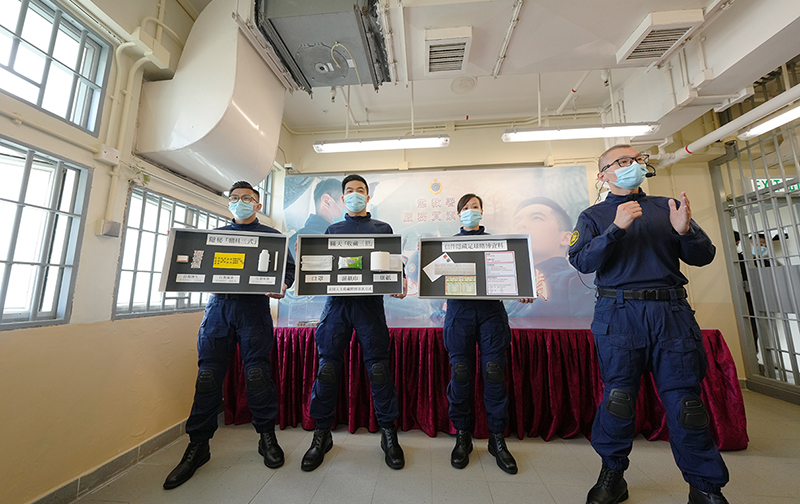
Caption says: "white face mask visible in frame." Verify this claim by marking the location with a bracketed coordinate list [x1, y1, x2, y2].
[736, 243, 742, 254]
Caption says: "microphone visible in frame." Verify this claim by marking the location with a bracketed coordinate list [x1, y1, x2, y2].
[644, 163, 657, 178]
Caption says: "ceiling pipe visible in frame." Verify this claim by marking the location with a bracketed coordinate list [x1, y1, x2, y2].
[653, 81, 800, 167]
[397, 0, 410, 87]
[555, 70, 591, 115]
[281, 106, 603, 136]
[491, 0, 524, 78]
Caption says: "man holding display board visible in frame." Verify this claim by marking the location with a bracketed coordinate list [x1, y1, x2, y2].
[164, 181, 295, 489]
[301, 174, 408, 472]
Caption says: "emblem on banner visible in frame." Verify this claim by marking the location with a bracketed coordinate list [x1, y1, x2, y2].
[569, 230, 580, 246]
[429, 179, 443, 194]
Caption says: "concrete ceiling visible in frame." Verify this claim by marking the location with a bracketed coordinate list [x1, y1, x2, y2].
[187, 0, 800, 143]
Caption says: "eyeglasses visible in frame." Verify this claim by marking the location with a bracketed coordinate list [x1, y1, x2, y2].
[601, 153, 649, 172]
[229, 195, 258, 203]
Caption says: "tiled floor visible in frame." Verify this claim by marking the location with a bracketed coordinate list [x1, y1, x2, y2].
[75, 390, 800, 504]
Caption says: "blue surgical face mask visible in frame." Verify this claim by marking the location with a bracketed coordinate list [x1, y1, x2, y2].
[460, 208, 482, 228]
[228, 200, 255, 220]
[613, 162, 648, 190]
[344, 192, 367, 213]
[752, 246, 768, 257]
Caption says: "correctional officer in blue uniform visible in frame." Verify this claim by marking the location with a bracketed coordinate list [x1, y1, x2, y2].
[568, 145, 729, 504]
[444, 193, 518, 474]
[301, 174, 408, 472]
[164, 181, 295, 490]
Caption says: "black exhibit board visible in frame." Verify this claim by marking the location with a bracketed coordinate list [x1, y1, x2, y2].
[295, 234, 403, 296]
[418, 234, 536, 300]
[158, 228, 288, 294]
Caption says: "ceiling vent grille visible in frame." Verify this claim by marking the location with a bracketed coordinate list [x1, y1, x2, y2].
[616, 10, 704, 65]
[425, 26, 472, 75]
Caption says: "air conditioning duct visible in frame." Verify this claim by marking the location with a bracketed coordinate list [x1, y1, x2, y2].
[137, 0, 286, 192]
[616, 10, 704, 66]
[254, 0, 391, 93]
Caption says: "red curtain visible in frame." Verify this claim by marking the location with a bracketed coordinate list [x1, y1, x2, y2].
[223, 327, 748, 450]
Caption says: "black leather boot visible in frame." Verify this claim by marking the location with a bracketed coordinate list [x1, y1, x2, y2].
[258, 430, 284, 469]
[380, 425, 405, 470]
[301, 428, 333, 472]
[451, 430, 473, 469]
[688, 486, 729, 504]
[488, 432, 517, 474]
[163, 441, 210, 490]
[586, 465, 628, 504]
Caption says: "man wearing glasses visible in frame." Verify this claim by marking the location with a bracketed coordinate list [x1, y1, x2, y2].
[164, 181, 295, 489]
[568, 145, 730, 504]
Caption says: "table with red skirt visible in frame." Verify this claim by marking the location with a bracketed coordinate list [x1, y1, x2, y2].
[223, 324, 748, 450]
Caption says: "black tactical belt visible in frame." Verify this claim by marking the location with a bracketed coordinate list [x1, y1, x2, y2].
[597, 286, 687, 301]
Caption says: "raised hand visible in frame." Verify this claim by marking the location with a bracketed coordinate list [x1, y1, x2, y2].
[613, 201, 642, 230]
[669, 191, 691, 235]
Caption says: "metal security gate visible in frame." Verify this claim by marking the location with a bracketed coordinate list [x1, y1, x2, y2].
[710, 121, 800, 404]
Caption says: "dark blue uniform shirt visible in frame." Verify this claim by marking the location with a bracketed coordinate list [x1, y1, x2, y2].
[456, 225, 485, 236]
[325, 212, 393, 235]
[217, 218, 296, 289]
[568, 190, 715, 290]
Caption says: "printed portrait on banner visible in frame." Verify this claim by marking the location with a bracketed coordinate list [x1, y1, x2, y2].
[281, 166, 595, 327]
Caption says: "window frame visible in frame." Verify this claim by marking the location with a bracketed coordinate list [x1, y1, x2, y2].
[0, 133, 92, 331]
[0, 0, 112, 136]
[256, 167, 273, 217]
[113, 186, 231, 320]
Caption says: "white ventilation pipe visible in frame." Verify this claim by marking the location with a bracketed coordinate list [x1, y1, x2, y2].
[397, 0, 410, 87]
[654, 81, 800, 167]
[556, 70, 591, 115]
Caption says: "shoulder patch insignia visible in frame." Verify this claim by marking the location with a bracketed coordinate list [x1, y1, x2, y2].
[569, 230, 580, 246]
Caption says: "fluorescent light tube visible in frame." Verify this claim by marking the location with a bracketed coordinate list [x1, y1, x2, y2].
[314, 135, 450, 153]
[501, 123, 660, 142]
[738, 101, 800, 140]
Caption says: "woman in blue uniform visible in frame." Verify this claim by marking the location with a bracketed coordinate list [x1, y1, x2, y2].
[443, 193, 517, 474]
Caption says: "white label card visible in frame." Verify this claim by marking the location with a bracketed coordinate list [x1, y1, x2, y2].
[486, 262, 516, 276]
[434, 262, 476, 276]
[305, 274, 331, 283]
[176, 274, 205, 283]
[337, 274, 362, 283]
[486, 275, 518, 295]
[374, 273, 398, 282]
[328, 285, 374, 294]
[212, 275, 240, 284]
[485, 251, 515, 263]
[328, 238, 375, 249]
[442, 240, 507, 252]
[206, 234, 259, 247]
[249, 276, 276, 285]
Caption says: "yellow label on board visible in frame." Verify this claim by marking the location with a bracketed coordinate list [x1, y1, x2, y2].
[213, 252, 246, 269]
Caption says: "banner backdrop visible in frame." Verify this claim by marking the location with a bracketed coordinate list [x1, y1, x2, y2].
[281, 166, 596, 326]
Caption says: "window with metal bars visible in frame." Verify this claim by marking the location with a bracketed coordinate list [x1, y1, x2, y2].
[114, 186, 230, 318]
[256, 169, 273, 217]
[0, 0, 111, 135]
[0, 135, 91, 329]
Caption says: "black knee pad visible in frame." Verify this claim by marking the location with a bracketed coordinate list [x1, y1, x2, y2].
[605, 388, 635, 419]
[369, 362, 388, 384]
[196, 369, 217, 393]
[680, 396, 709, 429]
[453, 362, 471, 383]
[485, 361, 505, 383]
[246, 368, 268, 391]
[318, 363, 337, 385]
